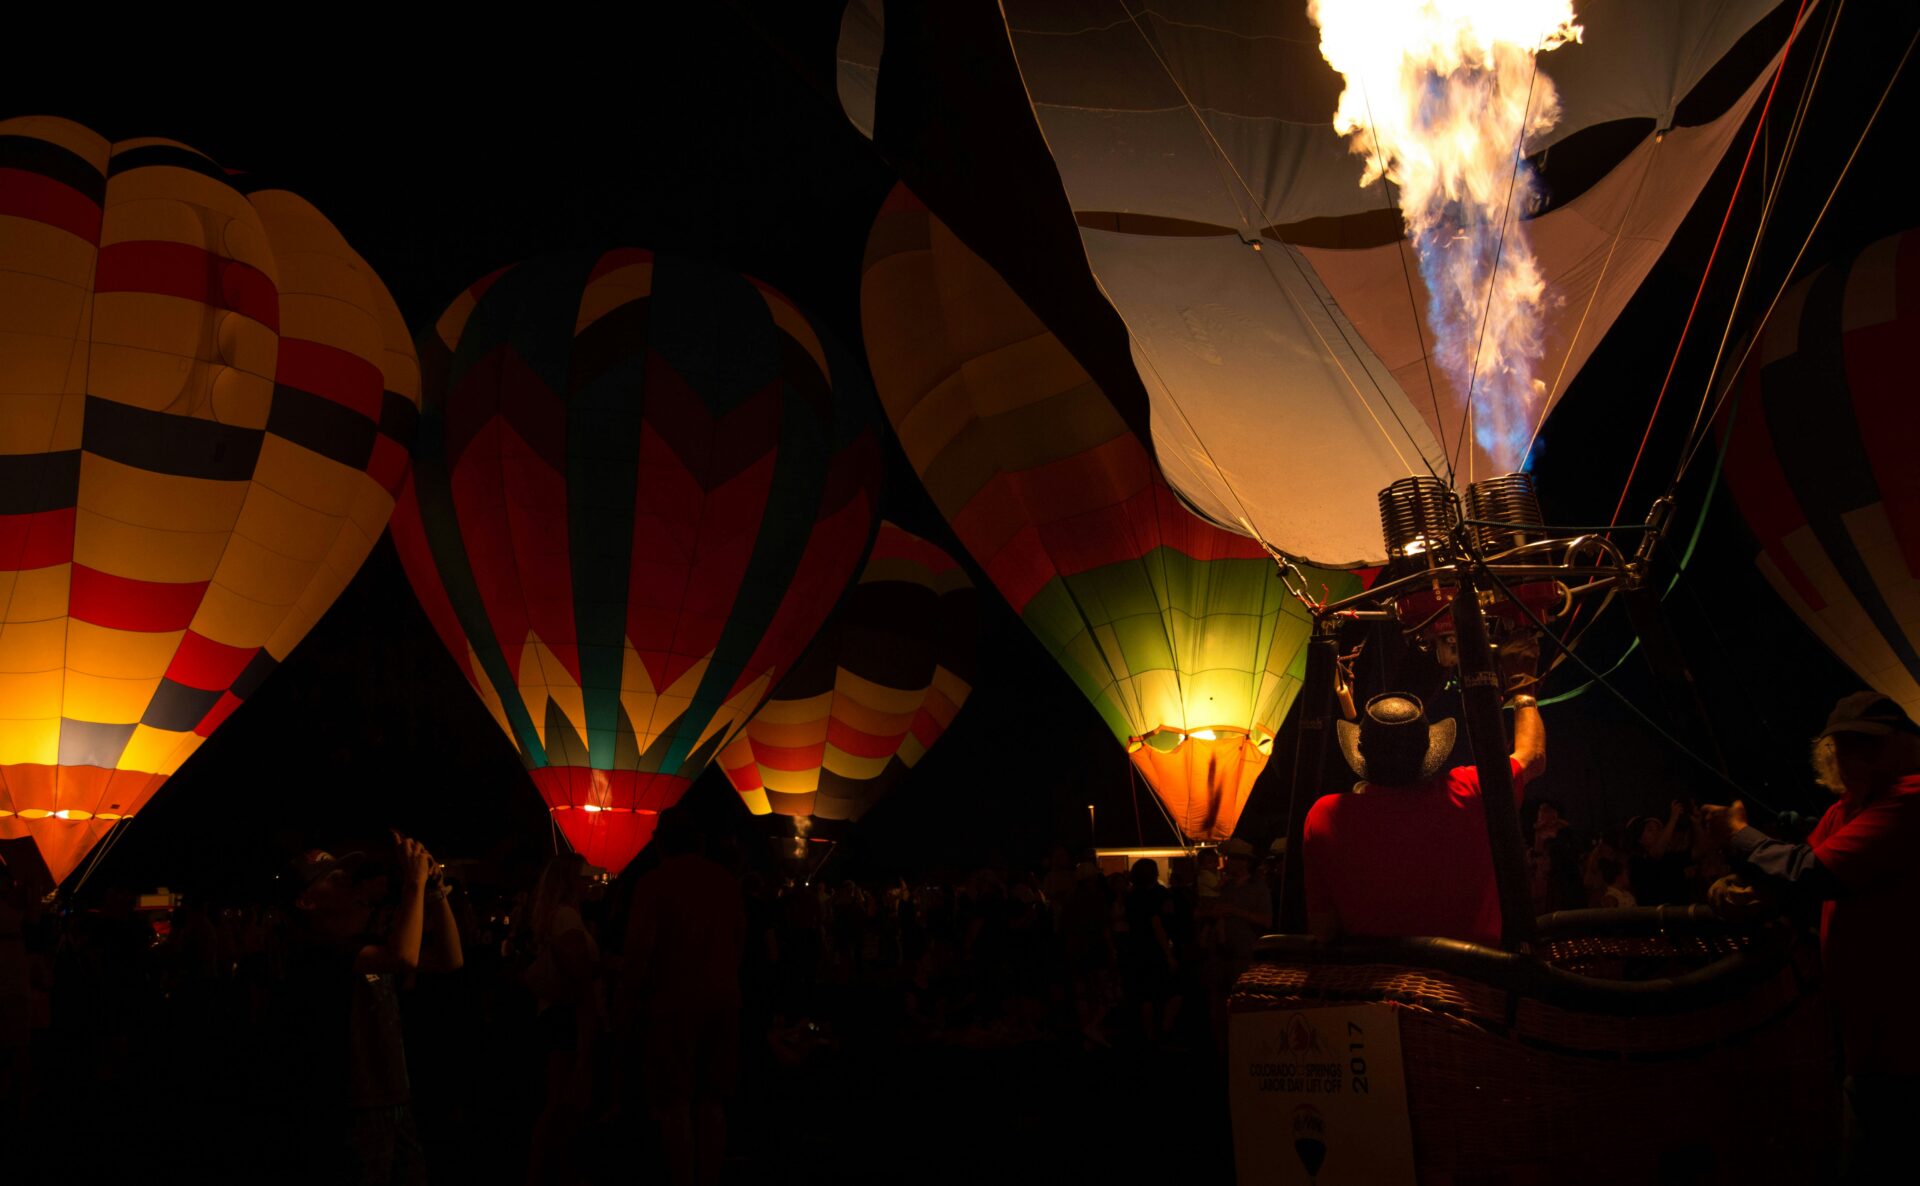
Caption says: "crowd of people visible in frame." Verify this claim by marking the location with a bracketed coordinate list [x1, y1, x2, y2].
[0, 814, 1270, 1183]
[1523, 794, 1734, 914]
[4, 687, 1914, 1182]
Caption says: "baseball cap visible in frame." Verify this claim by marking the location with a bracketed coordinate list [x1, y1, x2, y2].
[1818, 692, 1920, 739]
[279, 848, 366, 903]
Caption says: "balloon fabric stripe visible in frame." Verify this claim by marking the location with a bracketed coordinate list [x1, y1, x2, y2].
[1758, 254, 1920, 688]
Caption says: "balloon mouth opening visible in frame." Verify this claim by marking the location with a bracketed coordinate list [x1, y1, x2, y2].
[0, 809, 123, 821]
[1128, 726, 1273, 756]
[549, 805, 660, 815]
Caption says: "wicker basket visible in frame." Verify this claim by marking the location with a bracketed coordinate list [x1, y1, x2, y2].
[1231, 912, 1836, 1184]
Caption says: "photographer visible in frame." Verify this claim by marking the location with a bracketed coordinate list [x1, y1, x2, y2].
[280, 831, 463, 1185]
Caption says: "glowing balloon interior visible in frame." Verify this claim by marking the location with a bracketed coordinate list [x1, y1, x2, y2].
[390, 251, 878, 872]
[719, 521, 976, 824]
[997, 0, 1799, 565]
[862, 188, 1361, 841]
[0, 117, 419, 883]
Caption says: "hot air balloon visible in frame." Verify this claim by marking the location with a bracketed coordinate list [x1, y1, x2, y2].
[862, 188, 1361, 841]
[875, 0, 1803, 567]
[390, 251, 878, 872]
[718, 520, 975, 827]
[0, 117, 418, 883]
[836, 0, 885, 141]
[1721, 229, 1920, 719]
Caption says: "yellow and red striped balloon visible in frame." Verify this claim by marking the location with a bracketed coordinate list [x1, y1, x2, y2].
[719, 522, 975, 824]
[0, 117, 417, 882]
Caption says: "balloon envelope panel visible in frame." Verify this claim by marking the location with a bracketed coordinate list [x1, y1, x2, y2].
[0, 117, 419, 882]
[995, 0, 1793, 565]
[1721, 230, 1920, 720]
[390, 250, 877, 872]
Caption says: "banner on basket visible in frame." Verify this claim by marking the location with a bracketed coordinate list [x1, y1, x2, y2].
[1229, 1003, 1415, 1185]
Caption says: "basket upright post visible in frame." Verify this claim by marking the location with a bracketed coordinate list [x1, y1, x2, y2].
[1449, 565, 1536, 950]
[1277, 627, 1339, 933]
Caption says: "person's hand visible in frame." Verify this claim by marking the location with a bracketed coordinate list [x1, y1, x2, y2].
[1707, 874, 1768, 923]
[1499, 635, 1541, 694]
[1698, 801, 1748, 846]
[1669, 799, 1687, 822]
[394, 831, 433, 888]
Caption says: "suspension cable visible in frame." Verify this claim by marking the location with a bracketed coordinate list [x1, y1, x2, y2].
[1674, 15, 1915, 482]
[1605, 0, 1812, 530]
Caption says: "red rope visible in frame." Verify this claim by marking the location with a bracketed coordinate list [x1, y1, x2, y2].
[1608, 0, 1810, 528]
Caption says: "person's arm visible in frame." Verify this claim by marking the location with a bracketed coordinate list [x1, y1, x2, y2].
[1302, 804, 1341, 940]
[1717, 787, 1920, 903]
[413, 848, 463, 974]
[354, 836, 432, 975]
[1647, 800, 1685, 858]
[1509, 698, 1544, 782]
[418, 884, 464, 974]
[1702, 801, 1843, 902]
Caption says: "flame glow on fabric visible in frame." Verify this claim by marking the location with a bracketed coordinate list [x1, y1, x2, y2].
[862, 188, 1360, 841]
[1311, 0, 1581, 473]
[1720, 229, 1920, 721]
[718, 521, 976, 824]
[389, 251, 878, 872]
[0, 117, 419, 883]
[998, 0, 1799, 566]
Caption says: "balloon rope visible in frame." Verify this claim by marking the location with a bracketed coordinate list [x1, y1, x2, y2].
[1605, 0, 1811, 531]
[1129, 762, 1146, 847]
[1673, 0, 1848, 476]
[1674, 10, 1913, 482]
[1543, 318, 1757, 709]
[68, 817, 134, 900]
[1522, 135, 1664, 466]
[1551, 2, 1817, 657]
[1473, 556, 1774, 814]
[1452, 56, 1543, 486]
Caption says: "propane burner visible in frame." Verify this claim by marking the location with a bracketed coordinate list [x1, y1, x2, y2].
[1377, 476, 1456, 559]
[1368, 473, 1567, 668]
[1463, 473, 1545, 555]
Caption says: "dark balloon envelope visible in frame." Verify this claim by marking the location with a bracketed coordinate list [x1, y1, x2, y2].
[0, 116, 418, 883]
[390, 250, 878, 872]
[1721, 229, 1920, 720]
[719, 520, 976, 824]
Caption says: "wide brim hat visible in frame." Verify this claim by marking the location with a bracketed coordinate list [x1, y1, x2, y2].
[1819, 691, 1920, 739]
[1336, 693, 1456, 785]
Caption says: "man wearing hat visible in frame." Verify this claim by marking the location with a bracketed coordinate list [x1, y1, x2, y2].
[1702, 692, 1920, 1181]
[1301, 690, 1544, 947]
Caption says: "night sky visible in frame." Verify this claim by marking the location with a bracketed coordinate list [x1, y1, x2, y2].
[5, 1, 1915, 899]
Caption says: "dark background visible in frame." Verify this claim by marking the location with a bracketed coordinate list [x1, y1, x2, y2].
[3, 0, 1915, 899]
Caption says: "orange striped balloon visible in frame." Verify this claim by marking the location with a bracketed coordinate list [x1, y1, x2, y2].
[0, 117, 417, 882]
[719, 522, 976, 824]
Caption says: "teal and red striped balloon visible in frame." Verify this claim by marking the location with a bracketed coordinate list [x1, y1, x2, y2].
[1721, 229, 1920, 720]
[390, 251, 878, 870]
